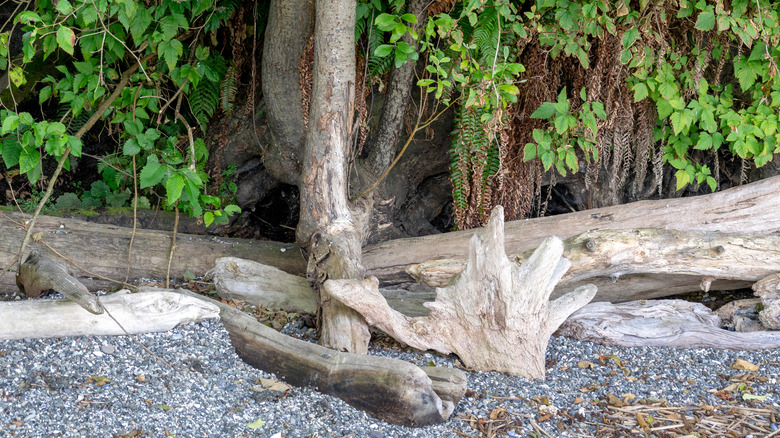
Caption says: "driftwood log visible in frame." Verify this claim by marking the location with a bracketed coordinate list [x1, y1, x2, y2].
[0, 290, 219, 339]
[16, 249, 103, 314]
[5, 175, 780, 298]
[408, 228, 780, 303]
[326, 206, 597, 378]
[209, 257, 433, 317]
[752, 274, 780, 330]
[163, 288, 467, 427]
[0, 209, 305, 293]
[363, 175, 780, 286]
[556, 300, 780, 350]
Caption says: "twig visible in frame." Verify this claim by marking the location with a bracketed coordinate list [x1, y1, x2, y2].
[165, 206, 179, 289]
[126, 155, 138, 284]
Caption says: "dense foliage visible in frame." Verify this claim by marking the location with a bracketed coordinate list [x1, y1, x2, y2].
[367, 0, 780, 228]
[1, 0, 240, 225]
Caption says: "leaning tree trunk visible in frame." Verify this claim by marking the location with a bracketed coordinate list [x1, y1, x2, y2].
[296, 0, 370, 353]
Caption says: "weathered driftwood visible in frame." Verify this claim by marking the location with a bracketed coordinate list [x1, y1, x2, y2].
[0, 290, 219, 340]
[364, 175, 780, 286]
[326, 206, 597, 378]
[0, 210, 305, 294]
[164, 288, 467, 427]
[715, 299, 764, 332]
[209, 257, 432, 317]
[752, 274, 780, 330]
[555, 300, 780, 349]
[16, 249, 103, 314]
[6, 176, 780, 296]
[408, 228, 780, 303]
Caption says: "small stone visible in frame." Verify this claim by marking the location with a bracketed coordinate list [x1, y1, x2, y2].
[100, 344, 116, 354]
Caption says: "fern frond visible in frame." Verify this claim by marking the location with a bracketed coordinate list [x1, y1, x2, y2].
[220, 65, 238, 116]
[190, 80, 220, 130]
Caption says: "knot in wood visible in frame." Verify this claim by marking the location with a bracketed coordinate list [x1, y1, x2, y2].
[584, 239, 597, 252]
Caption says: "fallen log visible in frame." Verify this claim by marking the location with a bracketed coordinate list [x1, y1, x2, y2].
[164, 287, 467, 427]
[555, 300, 780, 350]
[364, 175, 780, 286]
[0, 210, 305, 293]
[326, 206, 597, 378]
[408, 228, 780, 303]
[208, 257, 433, 317]
[0, 290, 220, 340]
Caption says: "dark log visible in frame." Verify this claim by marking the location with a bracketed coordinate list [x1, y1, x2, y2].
[168, 288, 467, 427]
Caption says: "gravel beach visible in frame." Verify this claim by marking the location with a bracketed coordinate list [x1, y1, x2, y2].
[1, 313, 778, 437]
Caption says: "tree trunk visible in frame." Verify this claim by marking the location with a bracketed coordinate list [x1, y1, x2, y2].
[296, 0, 370, 353]
[261, 0, 313, 185]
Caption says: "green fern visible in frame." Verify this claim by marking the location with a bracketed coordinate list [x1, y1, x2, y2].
[189, 54, 230, 129]
[220, 65, 237, 116]
[473, 7, 499, 64]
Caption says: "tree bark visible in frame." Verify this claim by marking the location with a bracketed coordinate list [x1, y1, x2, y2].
[296, 0, 370, 353]
[261, 0, 314, 185]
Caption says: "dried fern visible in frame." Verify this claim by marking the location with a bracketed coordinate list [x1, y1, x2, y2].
[220, 65, 238, 116]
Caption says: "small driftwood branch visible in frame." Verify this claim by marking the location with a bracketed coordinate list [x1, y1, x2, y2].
[16, 249, 103, 314]
[166, 288, 467, 427]
[555, 300, 780, 350]
[327, 206, 597, 378]
[0, 291, 220, 340]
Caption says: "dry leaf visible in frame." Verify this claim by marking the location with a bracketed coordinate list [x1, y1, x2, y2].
[607, 394, 624, 407]
[730, 359, 759, 371]
[258, 378, 292, 393]
[573, 397, 585, 404]
[622, 393, 636, 402]
[577, 360, 596, 369]
[136, 375, 146, 383]
[226, 260, 239, 274]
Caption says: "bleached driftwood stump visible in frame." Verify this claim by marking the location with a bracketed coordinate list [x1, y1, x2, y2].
[325, 206, 597, 378]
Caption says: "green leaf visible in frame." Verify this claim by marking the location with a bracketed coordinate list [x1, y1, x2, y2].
[129, 8, 153, 44]
[204, 211, 214, 227]
[56, 26, 76, 55]
[90, 180, 110, 199]
[591, 102, 606, 120]
[1, 114, 19, 135]
[735, 63, 758, 92]
[166, 173, 185, 204]
[675, 169, 691, 190]
[742, 393, 768, 402]
[140, 155, 165, 188]
[55, 192, 81, 209]
[531, 102, 556, 119]
[695, 12, 715, 30]
[375, 13, 396, 31]
[19, 150, 40, 174]
[56, 0, 74, 15]
[554, 115, 568, 134]
[400, 13, 417, 24]
[374, 44, 393, 57]
[247, 417, 265, 430]
[695, 132, 713, 150]
[523, 143, 537, 161]
[633, 82, 649, 101]
[123, 138, 141, 156]
[224, 204, 241, 215]
[158, 39, 183, 72]
[2, 137, 21, 168]
[621, 28, 639, 49]
[565, 150, 579, 173]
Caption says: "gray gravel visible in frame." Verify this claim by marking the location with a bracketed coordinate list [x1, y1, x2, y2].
[1, 312, 778, 437]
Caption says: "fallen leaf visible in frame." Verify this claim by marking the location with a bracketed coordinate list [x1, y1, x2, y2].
[573, 397, 585, 404]
[731, 359, 759, 371]
[489, 407, 507, 419]
[136, 375, 146, 383]
[577, 360, 595, 369]
[154, 404, 171, 411]
[533, 396, 550, 405]
[226, 260, 239, 274]
[247, 418, 265, 430]
[258, 378, 292, 393]
[607, 394, 624, 407]
[622, 393, 636, 402]
[742, 393, 768, 401]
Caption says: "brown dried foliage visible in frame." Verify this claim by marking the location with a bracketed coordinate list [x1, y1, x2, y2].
[299, 35, 315, 131]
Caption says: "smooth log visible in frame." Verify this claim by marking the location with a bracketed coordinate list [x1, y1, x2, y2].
[365, 175, 780, 285]
[408, 228, 780, 303]
[167, 288, 467, 427]
[0, 290, 220, 340]
[327, 206, 597, 378]
[556, 300, 780, 350]
[0, 210, 305, 293]
[209, 257, 432, 317]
